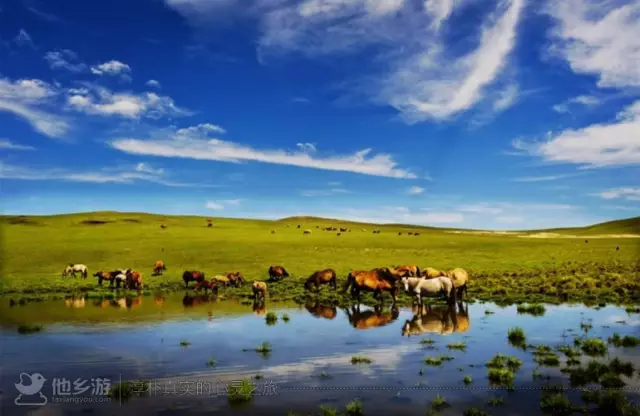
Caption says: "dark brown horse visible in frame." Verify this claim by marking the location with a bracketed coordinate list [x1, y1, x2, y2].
[152, 260, 166, 276]
[195, 279, 219, 295]
[305, 301, 337, 320]
[341, 267, 401, 304]
[268, 265, 289, 282]
[93, 270, 122, 288]
[125, 270, 143, 290]
[182, 270, 206, 288]
[304, 269, 337, 292]
[226, 271, 245, 288]
[344, 304, 400, 330]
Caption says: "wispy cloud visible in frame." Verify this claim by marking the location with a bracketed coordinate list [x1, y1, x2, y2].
[14, 29, 35, 49]
[292, 97, 310, 104]
[546, 0, 640, 89]
[205, 199, 243, 210]
[25, 0, 65, 23]
[0, 78, 69, 138]
[90, 60, 132, 81]
[592, 187, 640, 202]
[0, 139, 36, 151]
[300, 188, 350, 197]
[146, 79, 161, 89]
[512, 172, 583, 182]
[0, 162, 214, 188]
[407, 186, 425, 195]
[44, 50, 88, 73]
[513, 100, 640, 167]
[552, 95, 600, 113]
[110, 123, 416, 179]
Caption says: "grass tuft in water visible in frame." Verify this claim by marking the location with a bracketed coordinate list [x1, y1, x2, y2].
[447, 342, 466, 351]
[179, 340, 190, 347]
[351, 355, 372, 364]
[539, 391, 574, 415]
[507, 327, 526, 346]
[281, 313, 290, 322]
[608, 333, 640, 348]
[17, 324, 43, 334]
[206, 358, 217, 367]
[344, 399, 364, 416]
[319, 371, 332, 379]
[255, 341, 272, 356]
[420, 338, 435, 345]
[431, 394, 449, 410]
[463, 375, 472, 385]
[265, 312, 278, 325]
[517, 303, 546, 316]
[580, 338, 607, 356]
[487, 396, 505, 406]
[227, 378, 255, 404]
[488, 368, 515, 386]
[319, 405, 338, 416]
[424, 355, 454, 366]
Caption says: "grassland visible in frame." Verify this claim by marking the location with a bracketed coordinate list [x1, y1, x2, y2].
[1, 212, 638, 306]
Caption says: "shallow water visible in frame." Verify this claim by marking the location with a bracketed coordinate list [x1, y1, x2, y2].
[1, 294, 639, 415]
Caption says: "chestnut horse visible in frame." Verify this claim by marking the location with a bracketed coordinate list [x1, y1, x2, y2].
[195, 279, 219, 295]
[268, 265, 289, 282]
[304, 269, 337, 292]
[252, 281, 268, 301]
[153, 260, 166, 276]
[125, 270, 143, 290]
[305, 301, 337, 320]
[182, 270, 205, 288]
[393, 264, 422, 278]
[93, 270, 122, 288]
[226, 271, 245, 288]
[341, 267, 401, 304]
[344, 304, 400, 330]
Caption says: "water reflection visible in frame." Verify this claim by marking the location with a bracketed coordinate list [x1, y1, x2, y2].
[64, 297, 86, 308]
[402, 302, 469, 337]
[182, 294, 213, 307]
[253, 299, 266, 316]
[304, 301, 337, 320]
[343, 304, 399, 330]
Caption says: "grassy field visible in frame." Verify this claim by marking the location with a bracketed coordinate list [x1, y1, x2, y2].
[1, 212, 638, 305]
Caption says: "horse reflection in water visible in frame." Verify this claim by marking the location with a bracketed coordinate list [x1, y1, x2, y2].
[344, 304, 400, 330]
[64, 297, 86, 308]
[182, 294, 213, 308]
[253, 299, 267, 316]
[113, 296, 142, 309]
[402, 302, 469, 337]
[305, 301, 337, 320]
[154, 296, 165, 307]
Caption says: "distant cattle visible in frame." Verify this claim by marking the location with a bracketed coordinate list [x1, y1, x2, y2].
[414, 232, 420, 236]
[337, 233, 341, 236]
[340, 228, 347, 232]
[297, 224, 301, 229]
[398, 232, 402, 236]
[303, 229, 312, 235]
[271, 230, 276, 234]
[208, 223, 213, 228]
[268, 265, 289, 282]
[408, 232, 414, 236]
[160, 224, 167, 229]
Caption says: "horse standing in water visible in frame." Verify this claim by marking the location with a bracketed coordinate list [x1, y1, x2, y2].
[401, 275, 456, 309]
[62, 264, 88, 279]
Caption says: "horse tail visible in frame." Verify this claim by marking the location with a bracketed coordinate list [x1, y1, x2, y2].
[341, 273, 354, 294]
[282, 267, 289, 277]
[415, 266, 421, 278]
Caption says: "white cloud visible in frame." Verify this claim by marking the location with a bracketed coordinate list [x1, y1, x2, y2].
[135, 162, 164, 175]
[110, 123, 416, 179]
[0, 162, 213, 187]
[14, 29, 35, 48]
[514, 100, 640, 167]
[146, 79, 161, 89]
[493, 83, 519, 112]
[552, 94, 600, 113]
[300, 188, 349, 197]
[0, 139, 35, 151]
[512, 172, 582, 182]
[291, 97, 310, 103]
[593, 187, 640, 201]
[90, 60, 132, 78]
[425, 0, 456, 30]
[457, 202, 574, 216]
[0, 78, 69, 138]
[44, 50, 87, 73]
[546, 0, 640, 89]
[407, 186, 425, 195]
[205, 199, 243, 210]
[176, 123, 226, 136]
[296, 142, 316, 153]
[67, 85, 191, 119]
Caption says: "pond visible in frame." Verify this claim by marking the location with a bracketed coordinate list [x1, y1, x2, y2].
[1, 293, 639, 415]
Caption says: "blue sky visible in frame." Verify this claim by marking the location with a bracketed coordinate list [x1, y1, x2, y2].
[0, 0, 638, 230]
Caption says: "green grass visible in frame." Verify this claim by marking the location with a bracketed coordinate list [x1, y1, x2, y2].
[17, 324, 43, 334]
[580, 338, 607, 356]
[487, 397, 505, 406]
[463, 375, 472, 385]
[431, 394, 449, 410]
[447, 342, 467, 351]
[179, 340, 190, 347]
[424, 355, 455, 366]
[507, 327, 526, 345]
[281, 313, 290, 322]
[351, 355, 372, 364]
[265, 311, 278, 325]
[517, 303, 546, 316]
[533, 346, 561, 367]
[420, 338, 436, 345]
[608, 333, 640, 347]
[255, 341, 272, 355]
[319, 405, 338, 416]
[227, 378, 255, 404]
[1, 212, 638, 309]
[540, 392, 574, 415]
[206, 358, 217, 367]
[344, 399, 364, 416]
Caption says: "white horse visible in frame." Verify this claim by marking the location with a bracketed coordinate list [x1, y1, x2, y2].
[401, 276, 456, 308]
[114, 273, 127, 289]
[62, 264, 88, 279]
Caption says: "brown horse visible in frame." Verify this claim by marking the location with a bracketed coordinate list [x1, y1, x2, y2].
[252, 281, 268, 301]
[304, 269, 337, 292]
[341, 268, 401, 304]
[226, 271, 245, 288]
[442, 268, 469, 301]
[344, 304, 400, 330]
[393, 264, 422, 278]
[93, 271, 122, 288]
[305, 301, 337, 320]
[182, 270, 205, 288]
[195, 279, 219, 295]
[268, 265, 289, 282]
[422, 267, 444, 279]
[153, 260, 166, 276]
[125, 270, 143, 290]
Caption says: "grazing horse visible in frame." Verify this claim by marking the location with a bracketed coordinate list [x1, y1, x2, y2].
[421, 267, 444, 279]
[62, 264, 88, 279]
[226, 271, 245, 288]
[252, 281, 268, 301]
[93, 271, 122, 288]
[341, 268, 401, 305]
[304, 301, 337, 320]
[195, 279, 219, 295]
[441, 268, 469, 301]
[212, 275, 230, 287]
[182, 270, 205, 288]
[344, 304, 400, 330]
[268, 265, 289, 282]
[304, 269, 337, 292]
[401, 275, 456, 308]
[152, 260, 166, 276]
[393, 264, 421, 278]
[125, 270, 143, 290]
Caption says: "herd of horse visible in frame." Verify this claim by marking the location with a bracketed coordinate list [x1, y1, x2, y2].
[61, 260, 469, 310]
